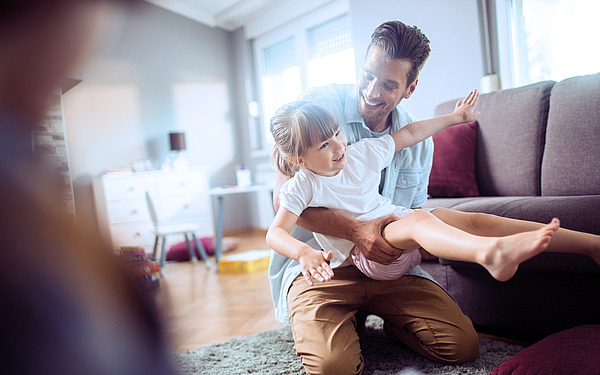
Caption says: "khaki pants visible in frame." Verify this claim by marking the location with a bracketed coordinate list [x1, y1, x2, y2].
[287, 266, 479, 375]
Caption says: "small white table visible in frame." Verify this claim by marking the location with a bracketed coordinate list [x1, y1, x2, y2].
[209, 184, 273, 262]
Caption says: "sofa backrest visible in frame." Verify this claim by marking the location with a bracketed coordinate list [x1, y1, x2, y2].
[434, 81, 555, 196]
[541, 73, 600, 196]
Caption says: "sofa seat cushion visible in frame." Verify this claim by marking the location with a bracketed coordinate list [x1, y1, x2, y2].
[425, 195, 600, 234]
[423, 196, 484, 209]
[491, 325, 600, 375]
[424, 195, 600, 273]
[442, 251, 598, 274]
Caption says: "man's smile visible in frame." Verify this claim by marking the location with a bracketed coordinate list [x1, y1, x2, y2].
[361, 92, 384, 110]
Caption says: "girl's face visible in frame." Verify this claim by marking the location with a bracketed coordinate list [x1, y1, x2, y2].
[296, 128, 347, 177]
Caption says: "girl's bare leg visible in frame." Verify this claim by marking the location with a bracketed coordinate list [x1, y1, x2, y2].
[430, 208, 600, 265]
[382, 210, 560, 281]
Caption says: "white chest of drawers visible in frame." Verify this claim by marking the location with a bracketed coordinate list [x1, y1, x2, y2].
[93, 168, 214, 250]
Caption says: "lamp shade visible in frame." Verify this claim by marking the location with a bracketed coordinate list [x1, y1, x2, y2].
[169, 132, 186, 151]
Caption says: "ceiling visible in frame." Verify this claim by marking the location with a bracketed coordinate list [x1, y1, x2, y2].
[145, 0, 280, 31]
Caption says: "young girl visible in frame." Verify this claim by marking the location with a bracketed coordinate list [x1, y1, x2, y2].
[266, 91, 600, 286]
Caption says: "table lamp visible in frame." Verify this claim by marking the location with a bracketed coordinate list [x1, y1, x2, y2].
[168, 132, 189, 170]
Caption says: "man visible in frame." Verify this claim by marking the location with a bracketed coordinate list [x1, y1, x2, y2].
[269, 21, 479, 375]
[0, 1, 176, 374]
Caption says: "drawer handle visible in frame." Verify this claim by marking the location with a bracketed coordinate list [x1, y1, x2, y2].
[130, 210, 138, 215]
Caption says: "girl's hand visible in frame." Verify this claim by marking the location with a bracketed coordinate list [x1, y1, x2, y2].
[453, 89, 481, 123]
[298, 248, 334, 286]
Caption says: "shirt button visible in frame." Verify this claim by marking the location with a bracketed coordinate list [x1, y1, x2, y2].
[402, 179, 407, 184]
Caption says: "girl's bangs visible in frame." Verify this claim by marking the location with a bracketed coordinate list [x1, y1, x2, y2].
[301, 105, 338, 148]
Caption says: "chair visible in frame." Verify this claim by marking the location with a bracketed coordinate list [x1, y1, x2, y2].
[146, 191, 211, 274]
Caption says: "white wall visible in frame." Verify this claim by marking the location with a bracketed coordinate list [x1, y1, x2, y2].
[64, 2, 243, 229]
[349, 0, 484, 119]
[62, 0, 487, 233]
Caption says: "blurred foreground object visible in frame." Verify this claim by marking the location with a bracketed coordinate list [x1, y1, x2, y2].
[0, 1, 178, 374]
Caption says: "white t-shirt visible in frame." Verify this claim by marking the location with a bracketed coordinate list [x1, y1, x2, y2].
[279, 134, 411, 267]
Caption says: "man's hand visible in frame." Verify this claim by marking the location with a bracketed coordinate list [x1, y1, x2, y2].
[350, 214, 407, 264]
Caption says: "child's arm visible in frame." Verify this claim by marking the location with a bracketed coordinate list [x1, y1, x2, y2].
[266, 207, 334, 286]
[391, 89, 480, 152]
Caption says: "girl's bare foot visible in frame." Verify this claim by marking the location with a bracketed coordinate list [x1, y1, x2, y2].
[482, 218, 560, 281]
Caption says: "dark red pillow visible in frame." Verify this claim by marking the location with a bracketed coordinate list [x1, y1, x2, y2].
[428, 120, 478, 198]
[166, 237, 239, 261]
[491, 325, 600, 374]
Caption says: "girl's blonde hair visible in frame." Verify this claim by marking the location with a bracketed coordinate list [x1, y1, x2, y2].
[270, 101, 339, 177]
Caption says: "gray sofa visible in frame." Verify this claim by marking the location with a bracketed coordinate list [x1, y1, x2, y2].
[421, 73, 600, 341]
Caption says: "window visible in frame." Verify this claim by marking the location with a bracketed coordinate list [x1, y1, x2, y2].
[507, 0, 600, 86]
[253, 12, 355, 152]
[260, 37, 302, 147]
[306, 14, 355, 88]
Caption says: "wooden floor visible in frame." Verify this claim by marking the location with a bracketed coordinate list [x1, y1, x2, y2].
[154, 229, 526, 354]
[154, 229, 286, 354]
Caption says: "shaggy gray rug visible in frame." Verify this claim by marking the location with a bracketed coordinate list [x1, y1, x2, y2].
[172, 316, 524, 374]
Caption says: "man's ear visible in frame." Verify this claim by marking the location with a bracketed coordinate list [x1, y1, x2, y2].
[404, 79, 418, 99]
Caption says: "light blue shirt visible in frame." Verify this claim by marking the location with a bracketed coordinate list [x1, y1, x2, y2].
[268, 84, 435, 322]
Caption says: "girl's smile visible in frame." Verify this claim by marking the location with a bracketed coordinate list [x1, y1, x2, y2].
[333, 152, 345, 163]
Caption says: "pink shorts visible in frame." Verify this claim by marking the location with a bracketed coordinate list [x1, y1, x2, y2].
[351, 247, 422, 281]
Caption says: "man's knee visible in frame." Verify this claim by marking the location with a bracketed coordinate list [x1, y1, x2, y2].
[302, 348, 363, 375]
[436, 326, 480, 364]
[384, 316, 480, 365]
